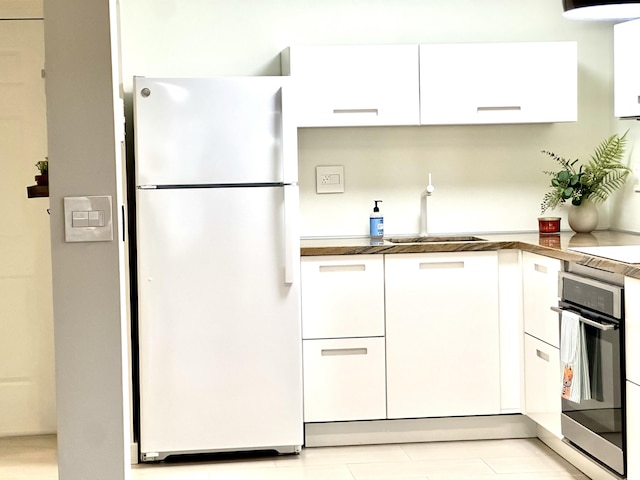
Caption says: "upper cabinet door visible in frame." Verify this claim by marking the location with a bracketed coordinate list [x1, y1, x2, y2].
[282, 45, 420, 127]
[419, 42, 578, 125]
[614, 19, 640, 118]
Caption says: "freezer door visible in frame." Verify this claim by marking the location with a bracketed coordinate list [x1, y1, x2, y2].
[133, 77, 298, 186]
[136, 186, 302, 456]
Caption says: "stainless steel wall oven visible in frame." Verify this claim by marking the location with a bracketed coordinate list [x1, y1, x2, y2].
[555, 263, 625, 477]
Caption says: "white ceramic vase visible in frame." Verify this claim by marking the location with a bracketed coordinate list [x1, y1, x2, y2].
[568, 198, 598, 233]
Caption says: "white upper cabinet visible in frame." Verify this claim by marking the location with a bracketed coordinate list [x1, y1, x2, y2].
[614, 19, 640, 118]
[282, 45, 420, 127]
[419, 42, 578, 125]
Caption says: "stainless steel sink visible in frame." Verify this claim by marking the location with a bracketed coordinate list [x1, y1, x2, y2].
[387, 235, 487, 243]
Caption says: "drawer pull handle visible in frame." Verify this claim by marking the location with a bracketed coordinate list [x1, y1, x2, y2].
[333, 108, 379, 116]
[319, 264, 366, 273]
[536, 349, 550, 362]
[419, 261, 464, 270]
[477, 106, 522, 112]
[534, 263, 548, 274]
[321, 348, 368, 357]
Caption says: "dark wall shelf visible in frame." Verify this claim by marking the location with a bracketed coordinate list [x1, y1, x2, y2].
[27, 185, 49, 198]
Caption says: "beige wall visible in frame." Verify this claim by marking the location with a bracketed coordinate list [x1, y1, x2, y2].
[118, 0, 638, 236]
[0, 1, 55, 436]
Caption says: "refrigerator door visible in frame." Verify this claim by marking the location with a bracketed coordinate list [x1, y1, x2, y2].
[133, 77, 298, 186]
[137, 186, 302, 458]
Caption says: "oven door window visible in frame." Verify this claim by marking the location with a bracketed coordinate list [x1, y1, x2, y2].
[561, 322, 623, 448]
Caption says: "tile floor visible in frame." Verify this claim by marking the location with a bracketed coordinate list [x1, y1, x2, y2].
[0, 435, 592, 479]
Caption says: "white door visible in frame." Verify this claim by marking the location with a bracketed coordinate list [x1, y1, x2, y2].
[385, 252, 501, 419]
[133, 77, 296, 186]
[0, 15, 55, 435]
[137, 186, 302, 457]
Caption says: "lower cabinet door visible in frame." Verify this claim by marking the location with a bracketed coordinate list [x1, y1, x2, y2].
[628, 381, 640, 480]
[524, 333, 562, 438]
[303, 337, 386, 422]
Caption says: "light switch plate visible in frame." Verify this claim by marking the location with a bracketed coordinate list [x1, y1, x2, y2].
[316, 165, 345, 194]
[64, 195, 113, 242]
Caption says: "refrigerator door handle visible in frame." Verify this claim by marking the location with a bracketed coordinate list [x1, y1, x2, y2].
[284, 185, 299, 285]
[280, 82, 298, 184]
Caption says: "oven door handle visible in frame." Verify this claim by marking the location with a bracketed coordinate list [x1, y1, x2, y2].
[550, 306, 616, 331]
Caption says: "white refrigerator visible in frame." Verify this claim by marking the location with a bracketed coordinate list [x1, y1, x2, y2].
[133, 77, 303, 462]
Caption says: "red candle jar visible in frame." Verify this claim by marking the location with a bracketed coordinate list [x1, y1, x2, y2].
[538, 217, 561, 234]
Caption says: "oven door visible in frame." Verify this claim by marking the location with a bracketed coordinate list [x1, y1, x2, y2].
[556, 306, 625, 476]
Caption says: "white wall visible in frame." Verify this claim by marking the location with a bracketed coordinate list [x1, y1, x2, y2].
[44, 0, 130, 478]
[119, 0, 630, 236]
[610, 122, 640, 232]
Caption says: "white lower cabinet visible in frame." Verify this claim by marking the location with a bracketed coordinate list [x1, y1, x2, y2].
[523, 333, 562, 438]
[627, 380, 640, 479]
[302, 337, 386, 422]
[385, 252, 501, 419]
[627, 277, 640, 479]
[300, 255, 386, 422]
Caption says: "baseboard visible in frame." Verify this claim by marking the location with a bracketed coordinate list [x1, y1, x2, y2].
[536, 425, 621, 480]
[130, 442, 138, 465]
[304, 414, 537, 448]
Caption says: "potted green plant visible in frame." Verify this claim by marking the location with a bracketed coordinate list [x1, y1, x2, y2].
[35, 158, 48, 186]
[540, 132, 631, 233]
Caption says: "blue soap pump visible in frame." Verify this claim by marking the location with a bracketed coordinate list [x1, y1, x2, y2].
[369, 200, 384, 239]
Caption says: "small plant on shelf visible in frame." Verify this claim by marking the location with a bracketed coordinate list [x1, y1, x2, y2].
[34, 158, 49, 186]
[540, 132, 631, 214]
[35, 158, 48, 176]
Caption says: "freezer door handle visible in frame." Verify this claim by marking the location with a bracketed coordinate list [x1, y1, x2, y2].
[284, 185, 299, 285]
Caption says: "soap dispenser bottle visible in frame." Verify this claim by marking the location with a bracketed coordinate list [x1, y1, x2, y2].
[369, 200, 384, 239]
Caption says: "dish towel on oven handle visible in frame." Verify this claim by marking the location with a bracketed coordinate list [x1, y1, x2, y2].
[560, 310, 591, 403]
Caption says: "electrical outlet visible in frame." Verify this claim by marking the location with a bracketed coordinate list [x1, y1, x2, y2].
[316, 166, 345, 193]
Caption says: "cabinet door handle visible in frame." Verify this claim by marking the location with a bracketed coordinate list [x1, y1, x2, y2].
[332, 108, 379, 116]
[534, 263, 547, 274]
[536, 349, 550, 362]
[321, 348, 368, 357]
[419, 261, 464, 270]
[477, 106, 522, 112]
[319, 264, 366, 273]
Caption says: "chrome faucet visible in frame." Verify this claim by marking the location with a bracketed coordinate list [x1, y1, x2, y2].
[419, 173, 435, 236]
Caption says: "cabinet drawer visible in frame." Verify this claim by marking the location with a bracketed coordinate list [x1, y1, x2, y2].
[523, 333, 562, 438]
[522, 252, 561, 348]
[303, 337, 386, 422]
[301, 255, 384, 339]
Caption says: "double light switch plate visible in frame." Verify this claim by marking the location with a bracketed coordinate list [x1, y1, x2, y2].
[64, 195, 113, 242]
